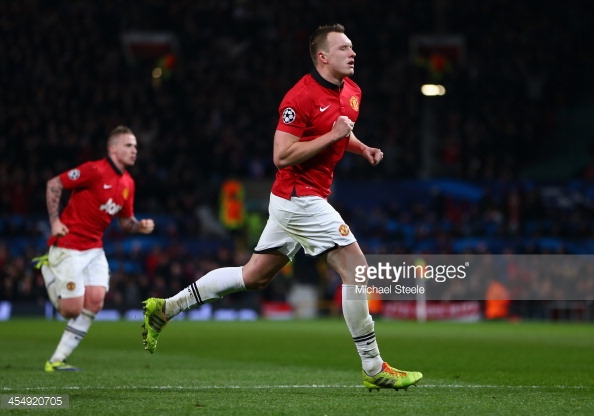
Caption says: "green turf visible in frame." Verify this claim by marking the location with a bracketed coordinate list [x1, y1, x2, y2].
[1, 318, 593, 415]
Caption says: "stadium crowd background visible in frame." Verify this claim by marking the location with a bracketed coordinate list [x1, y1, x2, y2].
[1, 0, 594, 319]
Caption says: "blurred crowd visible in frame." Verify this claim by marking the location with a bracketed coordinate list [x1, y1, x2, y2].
[1, 0, 594, 317]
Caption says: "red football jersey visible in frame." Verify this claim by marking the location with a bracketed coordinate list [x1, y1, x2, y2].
[272, 70, 362, 199]
[47, 158, 135, 250]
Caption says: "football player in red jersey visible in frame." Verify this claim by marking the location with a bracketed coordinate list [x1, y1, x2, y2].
[37, 126, 154, 372]
[142, 24, 422, 390]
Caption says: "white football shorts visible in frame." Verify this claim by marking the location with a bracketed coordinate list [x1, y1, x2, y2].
[254, 193, 356, 260]
[47, 246, 110, 299]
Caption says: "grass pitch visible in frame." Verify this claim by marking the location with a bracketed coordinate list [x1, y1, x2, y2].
[1, 318, 593, 415]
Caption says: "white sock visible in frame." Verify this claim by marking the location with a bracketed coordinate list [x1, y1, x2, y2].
[41, 265, 59, 309]
[342, 284, 383, 375]
[164, 267, 246, 318]
[50, 309, 95, 363]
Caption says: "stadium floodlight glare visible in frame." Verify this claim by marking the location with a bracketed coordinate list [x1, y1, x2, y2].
[421, 84, 446, 96]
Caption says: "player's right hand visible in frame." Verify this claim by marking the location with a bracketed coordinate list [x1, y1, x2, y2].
[332, 116, 355, 139]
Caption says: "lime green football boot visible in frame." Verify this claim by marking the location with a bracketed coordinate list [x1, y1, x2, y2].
[32, 254, 50, 270]
[45, 360, 81, 372]
[362, 362, 423, 391]
[141, 298, 169, 353]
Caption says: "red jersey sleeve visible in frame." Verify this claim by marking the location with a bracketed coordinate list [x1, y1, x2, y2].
[58, 161, 101, 190]
[276, 78, 313, 137]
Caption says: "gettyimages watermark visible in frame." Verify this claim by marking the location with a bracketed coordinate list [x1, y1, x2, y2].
[346, 254, 594, 301]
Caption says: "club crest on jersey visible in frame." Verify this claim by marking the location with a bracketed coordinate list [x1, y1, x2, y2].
[349, 96, 359, 112]
[67, 169, 81, 180]
[66, 282, 76, 291]
[100, 198, 123, 215]
[122, 188, 129, 200]
[282, 107, 296, 124]
[339, 224, 350, 236]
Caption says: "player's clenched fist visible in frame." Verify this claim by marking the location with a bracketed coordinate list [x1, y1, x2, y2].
[332, 115, 355, 139]
[138, 219, 155, 234]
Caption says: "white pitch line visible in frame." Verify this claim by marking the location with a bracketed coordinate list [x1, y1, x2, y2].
[2, 384, 589, 391]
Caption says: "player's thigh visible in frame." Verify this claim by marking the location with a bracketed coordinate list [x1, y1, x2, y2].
[326, 241, 367, 285]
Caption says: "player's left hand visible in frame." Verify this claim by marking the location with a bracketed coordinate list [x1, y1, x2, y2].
[138, 219, 155, 234]
[363, 147, 384, 166]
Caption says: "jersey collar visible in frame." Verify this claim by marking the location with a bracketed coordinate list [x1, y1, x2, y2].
[107, 157, 124, 176]
[311, 68, 341, 90]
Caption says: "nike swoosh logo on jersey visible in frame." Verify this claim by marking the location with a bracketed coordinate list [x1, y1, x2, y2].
[319, 105, 331, 112]
[103, 184, 112, 189]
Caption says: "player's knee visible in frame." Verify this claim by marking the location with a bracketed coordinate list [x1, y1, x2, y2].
[86, 301, 104, 314]
[244, 276, 272, 290]
[242, 253, 287, 290]
[242, 264, 270, 290]
[58, 297, 84, 318]
[58, 306, 81, 319]
[85, 296, 104, 313]
[84, 288, 106, 313]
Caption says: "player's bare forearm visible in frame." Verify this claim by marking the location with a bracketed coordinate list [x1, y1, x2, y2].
[347, 134, 383, 166]
[346, 133, 368, 155]
[273, 131, 334, 168]
[118, 217, 155, 234]
[46, 176, 63, 224]
[274, 116, 356, 168]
